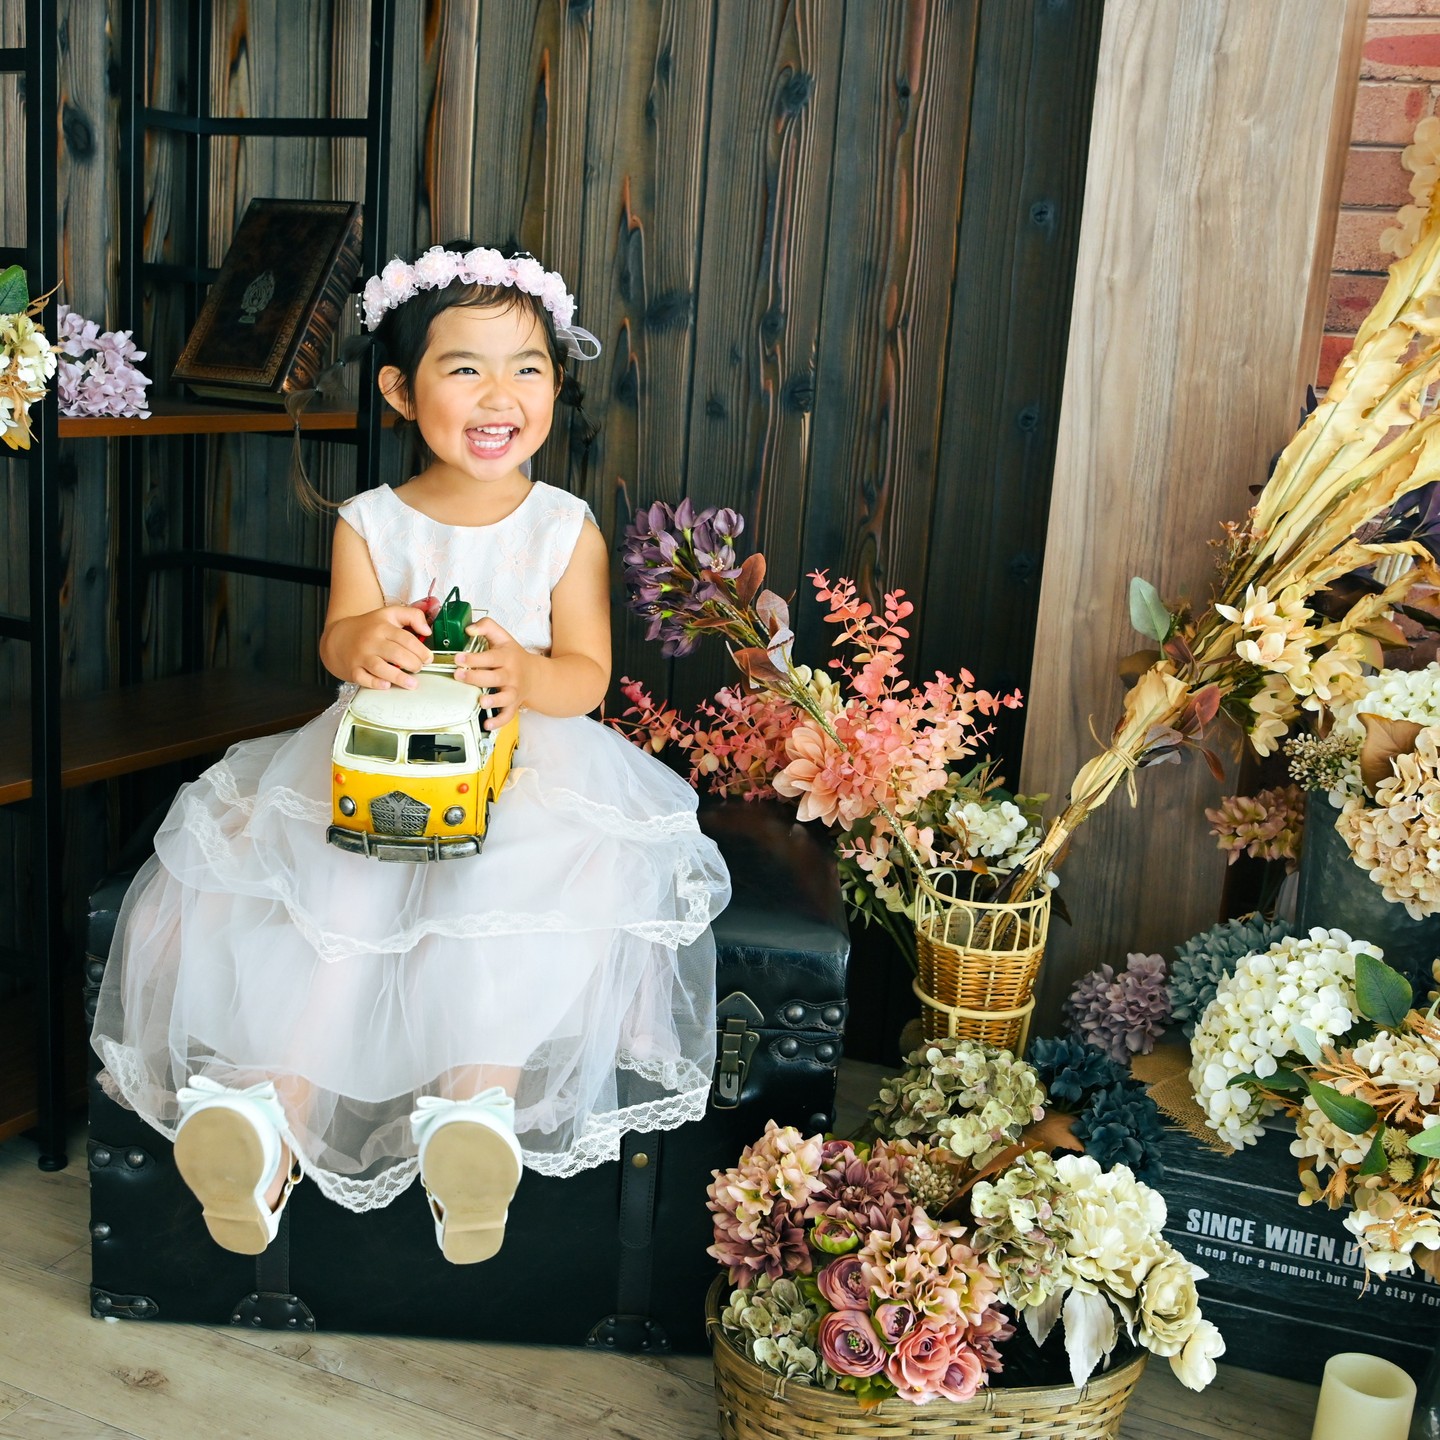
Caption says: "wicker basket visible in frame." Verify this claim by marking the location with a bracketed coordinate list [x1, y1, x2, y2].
[912, 874, 1050, 1053]
[707, 1279, 1147, 1439]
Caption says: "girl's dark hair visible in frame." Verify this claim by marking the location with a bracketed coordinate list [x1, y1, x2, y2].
[291, 238, 598, 513]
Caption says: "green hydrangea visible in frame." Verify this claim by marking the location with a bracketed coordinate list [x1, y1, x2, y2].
[1168, 915, 1293, 1036]
[870, 1036, 1046, 1169]
[969, 1151, 1073, 1309]
[720, 1276, 833, 1387]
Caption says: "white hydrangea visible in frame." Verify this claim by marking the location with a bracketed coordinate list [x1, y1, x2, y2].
[1352, 1029, 1440, 1107]
[1190, 929, 1366, 1148]
[1289, 1095, 1373, 1173]
[1327, 663, 1440, 805]
[1344, 1189, 1440, 1276]
[946, 797, 1038, 870]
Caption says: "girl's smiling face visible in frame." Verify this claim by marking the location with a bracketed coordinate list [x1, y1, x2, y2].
[380, 301, 560, 483]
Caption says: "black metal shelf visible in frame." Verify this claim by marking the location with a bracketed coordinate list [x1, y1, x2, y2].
[139, 107, 370, 138]
[8, 0, 396, 1172]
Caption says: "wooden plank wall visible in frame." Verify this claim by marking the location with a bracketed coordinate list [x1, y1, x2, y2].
[1019, 0, 1367, 1027]
[0, 0, 1104, 1059]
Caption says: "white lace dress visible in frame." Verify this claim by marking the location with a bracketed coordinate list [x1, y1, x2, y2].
[91, 480, 731, 1212]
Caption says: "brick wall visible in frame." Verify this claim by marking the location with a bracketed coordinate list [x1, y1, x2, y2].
[1322, 0, 1440, 386]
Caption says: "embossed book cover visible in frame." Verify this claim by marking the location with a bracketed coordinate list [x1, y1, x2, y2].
[172, 198, 363, 401]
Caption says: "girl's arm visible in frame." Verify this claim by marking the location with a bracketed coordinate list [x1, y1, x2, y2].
[457, 519, 611, 728]
[319, 518, 434, 689]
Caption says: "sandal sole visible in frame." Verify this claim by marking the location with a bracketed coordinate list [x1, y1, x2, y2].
[173, 1106, 277, 1255]
[423, 1121, 522, 1265]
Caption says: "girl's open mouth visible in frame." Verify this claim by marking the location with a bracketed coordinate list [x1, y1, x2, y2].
[467, 425, 519, 457]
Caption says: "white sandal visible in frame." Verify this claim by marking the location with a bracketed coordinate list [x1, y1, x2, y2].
[411, 1088, 523, 1265]
[173, 1076, 300, 1256]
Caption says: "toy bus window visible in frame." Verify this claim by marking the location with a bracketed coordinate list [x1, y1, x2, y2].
[347, 724, 399, 762]
[407, 732, 469, 765]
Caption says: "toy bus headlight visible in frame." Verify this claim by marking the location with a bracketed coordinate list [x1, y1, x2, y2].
[443, 806, 465, 826]
[339, 795, 357, 817]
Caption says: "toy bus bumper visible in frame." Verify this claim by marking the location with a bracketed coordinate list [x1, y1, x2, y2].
[326, 825, 484, 862]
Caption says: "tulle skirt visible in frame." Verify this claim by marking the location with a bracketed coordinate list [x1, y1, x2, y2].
[91, 694, 731, 1212]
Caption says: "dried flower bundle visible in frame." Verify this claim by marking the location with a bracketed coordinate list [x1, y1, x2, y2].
[1002, 186, 1440, 903]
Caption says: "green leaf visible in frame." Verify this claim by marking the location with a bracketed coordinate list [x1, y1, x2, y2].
[0, 264, 29, 316]
[1305, 1078, 1377, 1135]
[1228, 1067, 1305, 1093]
[1359, 1129, 1388, 1176]
[1293, 1026, 1324, 1065]
[1408, 1127, 1440, 1159]
[1128, 577, 1172, 644]
[1354, 951, 1413, 1030]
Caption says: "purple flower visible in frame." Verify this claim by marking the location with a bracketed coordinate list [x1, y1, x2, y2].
[818, 1309, 888, 1378]
[621, 498, 746, 657]
[1065, 951, 1171, 1063]
[875, 1302, 915, 1344]
[54, 305, 151, 419]
[708, 1197, 812, 1286]
[816, 1253, 870, 1311]
[811, 1145, 911, 1237]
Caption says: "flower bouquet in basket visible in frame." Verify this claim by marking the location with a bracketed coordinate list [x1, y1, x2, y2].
[613, 503, 1060, 1048]
[706, 1038, 1223, 1432]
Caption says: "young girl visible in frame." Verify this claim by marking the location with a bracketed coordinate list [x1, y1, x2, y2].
[91, 243, 731, 1263]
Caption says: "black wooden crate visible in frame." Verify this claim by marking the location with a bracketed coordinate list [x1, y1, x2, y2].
[1157, 1126, 1440, 1383]
[85, 801, 851, 1353]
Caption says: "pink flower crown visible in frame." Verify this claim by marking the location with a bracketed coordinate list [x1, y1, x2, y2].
[359, 245, 602, 361]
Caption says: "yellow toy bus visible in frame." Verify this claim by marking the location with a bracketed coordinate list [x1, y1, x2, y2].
[327, 592, 518, 862]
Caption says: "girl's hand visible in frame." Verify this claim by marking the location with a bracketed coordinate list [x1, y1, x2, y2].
[327, 605, 433, 689]
[454, 617, 535, 729]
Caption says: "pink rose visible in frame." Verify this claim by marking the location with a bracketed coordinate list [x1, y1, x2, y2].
[817, 1309, 887, 1378]
[938, 1346, 985, 1402]
[886, 1321, 955, 1405]
[816, 1254, 868, 1310]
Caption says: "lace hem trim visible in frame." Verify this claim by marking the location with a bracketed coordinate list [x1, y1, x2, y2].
[95, 1042, 713, 1210]
[173, 792, 722, 961]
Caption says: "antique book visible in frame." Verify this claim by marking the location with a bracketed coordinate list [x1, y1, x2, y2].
[172, 198, 363, 403]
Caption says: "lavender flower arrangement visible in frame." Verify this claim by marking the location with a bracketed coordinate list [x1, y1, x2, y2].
[1064, 952, 1171, 1062]
[621, 498, 747, 657]
[55, 305, 151, 419]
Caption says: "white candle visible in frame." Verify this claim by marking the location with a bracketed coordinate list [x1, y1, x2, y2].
[1311, 1353, 1416, 1440]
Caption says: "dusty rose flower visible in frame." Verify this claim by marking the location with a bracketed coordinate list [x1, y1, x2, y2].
[860, 1209, 1000, 1325]
[1205, 784, 1303, 872]
[816, 1253, 869, 1310]
[708, 1197, 812, 1286]
[875, 1303, 915, 1344]
[819, 1309, 888, 1378]
[964, 1306, 1015, 1375]
[812, 1215, 863, 1255]
[937, 1342, 987, 1403]
[886, 1321, 955, 1404]
[811, 1143, 910, 1236]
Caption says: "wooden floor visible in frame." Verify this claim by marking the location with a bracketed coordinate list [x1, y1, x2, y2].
[0, 1102, 1320, 1439]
